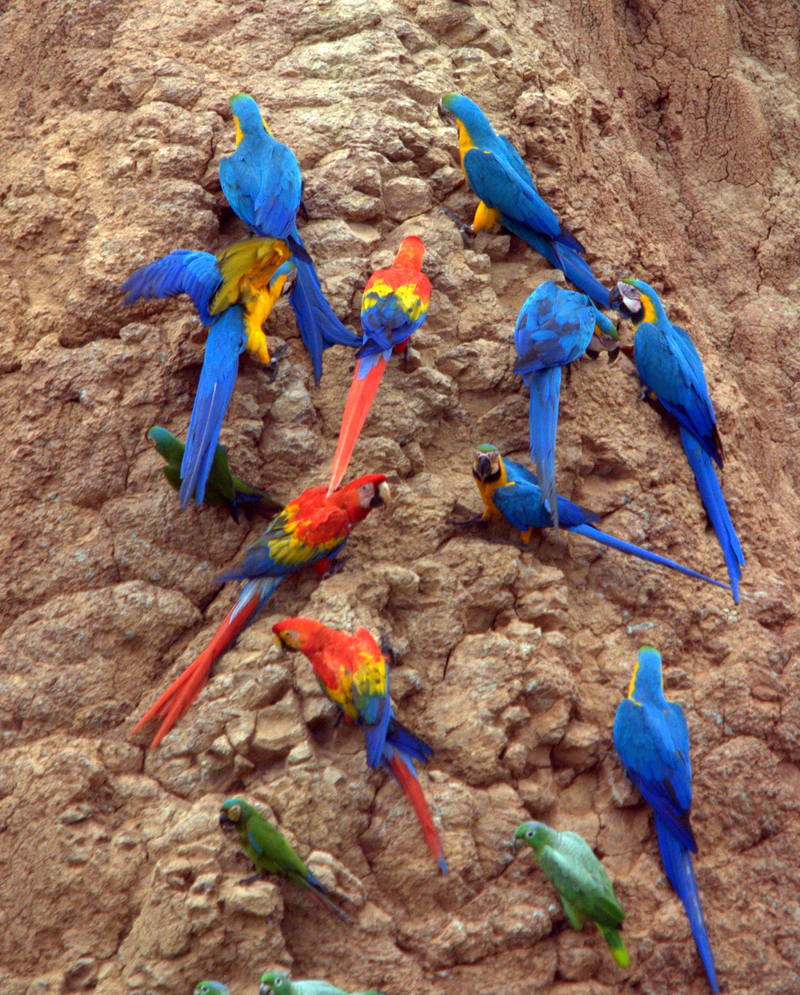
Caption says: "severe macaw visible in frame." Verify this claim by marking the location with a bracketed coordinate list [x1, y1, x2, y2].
[613, 647, 719, 992]
[272, 617, 447, 874]
[468, 445, 731, 591]
[327, 236, 431, 494]
[219, 798, 348, 921]
[513, 281, 618, 532]
[609, 279, 744, 602]
[147, 426, 282, 521]
[260, 973, 384, 995]
[122, 237, 293, 507]
[193, 983, 230, 995]
[220, 93, 362, 384]
[437, 93, 610, 308]
[515, 820, 629, 968]
[132, 474, 390, 748]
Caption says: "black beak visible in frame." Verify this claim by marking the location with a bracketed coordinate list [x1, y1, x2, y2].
[219, 813, 234, 832]
[437, 100, 454, 124]
[474, 454, 492, 482]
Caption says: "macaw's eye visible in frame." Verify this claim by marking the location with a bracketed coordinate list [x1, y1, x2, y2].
[526, 830, 534, 839]
[274, 980, 283, 989]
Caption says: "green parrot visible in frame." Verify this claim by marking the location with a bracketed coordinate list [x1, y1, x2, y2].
[515, 820, 629, 967]
[147, 426, 282, 521]
[193, 983, 230, 995]
[219, 798, 348, 921]
[259, 973, 383, 995]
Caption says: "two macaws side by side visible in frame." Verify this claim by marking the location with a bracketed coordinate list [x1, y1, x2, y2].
[469, 445, 731, 592]
[610, 279, 744, 602]
[515, 820, 629, 968]
[221, 93, 362, 384]
[327, 236, 432, 494]
[273, 617, 447, 874]
[613, 647, 719, 992]
[132, 475, 390, 748]
[437, 93, 610, 308]
[147, 426, 282, 521]
[260, 973, 384, 995]
[122, 237, 293, 507]
[513, 281, 618, 532]
[219, 798, 348, 921]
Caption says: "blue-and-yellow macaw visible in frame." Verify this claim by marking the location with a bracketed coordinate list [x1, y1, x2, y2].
[469, 445, 731, 592]
[609, 279, 744, 602]
[220, 94, 361, 384]
[613, 647, 719, 993]
[327, 236, 431, 493]
[437, 94, 610, 308]
[514, 281, 618, 533]
[122, 238, 293, 506]
[132, 474, 390, 747]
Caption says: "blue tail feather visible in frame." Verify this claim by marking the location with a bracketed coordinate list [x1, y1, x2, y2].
[654, 816, 719, 992]
[528, 367, 561, 532]
[501, 218, 611, 308]
[386, 720, 432, 765]
[572, 523, 731, 591]
[680, 426, 744, 602]
[179, 308, 244, 507]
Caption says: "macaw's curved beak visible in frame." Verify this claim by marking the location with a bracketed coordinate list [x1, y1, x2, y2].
[474, 453, 493, 482]
[437, 100, 455, 124]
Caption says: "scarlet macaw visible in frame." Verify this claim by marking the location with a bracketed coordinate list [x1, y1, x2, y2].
[219, 798, 347, 920]
[515, 821, 629, 967]
[437, 93, 610, 308]
[613, 647, 719, 992]
[513, 281, 618, 532]
[132, 474, 390, 747]
[273, 617, 447, 874]
[469, 445, 730, 591]
[122, 237, 293, 506]
[147, 426, 282, 521]
[327, 236, 431, 494]
[610, 279, 744, 602]
[221, 94, 361, 384]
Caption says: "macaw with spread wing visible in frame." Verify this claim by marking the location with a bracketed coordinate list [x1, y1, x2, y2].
[610, 278, 744, 602]
[613, 647, 719, 992]
[515, 820, 629, 967]
[437, 93, 610, 308]
[468, 445, 730, 592]
[220, 93, 362, 384]
[147, 426, 282, 521]
[260, 973, 384, 995]
[514, 281, 618, 532]
[132, 475, 390, 748]
[219, 798, 348, 920]
[273, 617, 447, 874]
[122, 237, 292, 507]
[328, 236, 431, 494]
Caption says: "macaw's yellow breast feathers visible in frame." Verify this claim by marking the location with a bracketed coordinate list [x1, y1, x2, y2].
[211, 237, 292, 315]
[472, 199, 501, 234]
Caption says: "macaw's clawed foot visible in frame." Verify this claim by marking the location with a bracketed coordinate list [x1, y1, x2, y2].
[446, 503, 487, 529]
[323, 554, 349, 579]
[266, 342, 289, 382]
[440, 206, 475, 248]
[298, 195, 309, 222]
[237, 873, 262, 886]
[379, 634, 397, 667]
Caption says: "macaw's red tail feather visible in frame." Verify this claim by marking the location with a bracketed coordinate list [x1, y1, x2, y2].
[327, 355, 389, 495]
[384, 748, 447, 874]
[132, 583, 267, 749]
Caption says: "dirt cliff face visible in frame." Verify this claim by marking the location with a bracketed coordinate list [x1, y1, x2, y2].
[1, 0, 798, 993]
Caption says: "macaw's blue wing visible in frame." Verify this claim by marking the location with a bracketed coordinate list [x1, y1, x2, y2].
[634, 321, 721, 466]
[121, 250, 220, 325]
[653, 817, 720, 993]
[179, 306, 247, 507]
[613, 697, 695, 850]
[386, 719, 433, 766]
[513, 282, 597, 372]
[219, 133, 301, 240]
[287, 231, 361, 385]
[360, 697, 394, 771]
[680, 426, 744, 601]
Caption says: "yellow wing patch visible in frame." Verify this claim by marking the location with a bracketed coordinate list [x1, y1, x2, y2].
[472, 200, 501, 233]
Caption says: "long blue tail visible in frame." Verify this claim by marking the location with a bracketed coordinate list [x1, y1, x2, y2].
[501, 218, 611, 308]
[288, 231, 361, 384]
[571, 523, 731, 592]
[179, 308, 244, 507]
[654, 816, 719, 992]
[680, 426, 744, 602]
[528, 367, 561, 533]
